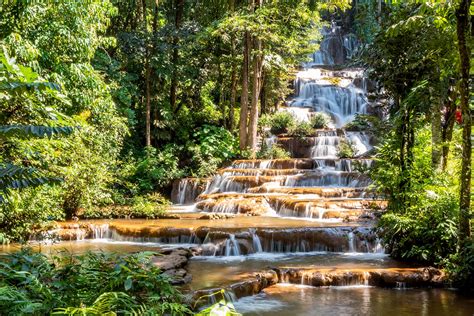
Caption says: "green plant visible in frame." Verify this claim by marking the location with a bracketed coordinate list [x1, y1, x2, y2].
[378, 188, 458, 264]
[257, 143, 291, 159]
[268, 112, 296, 135]
[287, 121, 314, 138]
[344, 114, 382, 132]
[310, 112, 331, 129]
[446, 239, 474, 291]
[0, 185, 64, 242]
[188, 125, 238, 177]
[0, 249, 191, 315]
[336, 138, 357, 158]
[131, 146, 183, 193]
[195, 290, 242, 316]
[81, 193, 169, 219]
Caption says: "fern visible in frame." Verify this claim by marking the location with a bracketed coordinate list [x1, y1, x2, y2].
[52, 292, 143, 316]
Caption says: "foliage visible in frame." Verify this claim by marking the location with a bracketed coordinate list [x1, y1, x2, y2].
[337, 139, 357, 158]
[378, 188, 458, 264]
[187, 125, 238, 177]
[373, 126, 465, 269]
[0, 249, 191, 315]
[446, 239, 474, 291]
[344, 114, 378, 131]
[0, 50, 74, 203]
[128, 146, 183, 194]
[310, 112, 331, 129]
[195, 289, 242, 316]
[287, 122, 314, 138]
[0, 186, 63, 242]
[257, 143, 291, 160]
[266, 111, 297, 135]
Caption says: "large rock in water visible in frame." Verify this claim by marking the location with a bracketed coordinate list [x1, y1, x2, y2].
[272, 267, 447, 288]
[152, 248, 192, 284]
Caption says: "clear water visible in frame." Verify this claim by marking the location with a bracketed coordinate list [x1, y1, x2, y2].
[234, 284, 474, 316]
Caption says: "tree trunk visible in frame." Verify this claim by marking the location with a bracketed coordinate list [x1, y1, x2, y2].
[260, 70, 266, 115]
[229, 35, 237, 132]
[247, 0, 262, 154]
[216, 45, 226, 127]
[456, 0, 472, 244]
[431, 99, 442, 168]
[441, 88, 457, 170]
[247, 37, 262, 153]
[170, 0, 184, 111]
[228, 0, 237, 132]
[142, 0, 151, 147]
[239, 30, 251, 150]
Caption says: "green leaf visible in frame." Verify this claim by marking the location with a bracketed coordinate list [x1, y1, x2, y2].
[124, 277, 132, 291]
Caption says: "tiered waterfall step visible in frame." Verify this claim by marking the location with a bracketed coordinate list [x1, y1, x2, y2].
[195, 192, 385, 218]
[53, 220, 382, 255]
[172, 158, 376, 203]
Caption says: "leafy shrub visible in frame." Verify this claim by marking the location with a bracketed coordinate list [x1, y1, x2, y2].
[310, 112, 331, 129]
[0, 249, 191, 315]
[131, 145, 183, 193]
[82, 193, 169, 219]
[446, 240, 474, 291]
[267, 112, 296, 135]
[336, 138, 357, 158]
[0, 186, 64, 243]
[287, 121, 314, 138]
[378, 189, 458, 264]
[188, 125, 238, 177]
[257, 144, 290, 159]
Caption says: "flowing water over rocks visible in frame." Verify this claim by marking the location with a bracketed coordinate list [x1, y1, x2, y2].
[7, 21, 473, 315]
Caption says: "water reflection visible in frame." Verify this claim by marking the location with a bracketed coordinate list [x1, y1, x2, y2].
[234, 285, 474, 316]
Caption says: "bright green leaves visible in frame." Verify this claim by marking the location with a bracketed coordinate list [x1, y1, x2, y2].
[0, 125, 74, 139]
[0, 250, 191, 315]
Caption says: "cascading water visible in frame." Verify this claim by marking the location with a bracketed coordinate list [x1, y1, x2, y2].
[159, 18, 385, 259]
[225, 234, 241, 256]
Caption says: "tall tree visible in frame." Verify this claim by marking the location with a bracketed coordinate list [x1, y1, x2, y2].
[143, 0, 152, 147]
[239, 29, 251, 150]
[247, 0, 263, 154]
[456, 0, 472, 244]
[170, 0, 184, 111]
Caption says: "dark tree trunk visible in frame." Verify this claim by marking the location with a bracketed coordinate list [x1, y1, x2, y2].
[260, 70, 266, 115]
[228, 0, 237, 132]
[431, 99, 442, 168]
[239, 30, 251, 150]
[247, 0, 263, 154]
[229, 35, 237, 132]
[456, 0, 472, 243]
[247, 36, 263, 153]
[441, 88, 457, 171]
[170, 0, 184, 111]
[142, 0, 151, 147]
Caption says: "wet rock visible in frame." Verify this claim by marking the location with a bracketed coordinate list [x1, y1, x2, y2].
[171, 178, 210, 204]
[190, 270, 278, 310]
[152, 248, 192, 284]
[272, 267, 446, 288]
[198, 213, 235, 220]
[157, 214, 181, 219]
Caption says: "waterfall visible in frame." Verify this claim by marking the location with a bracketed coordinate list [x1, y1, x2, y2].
[178, 179, 189, 205]
[348, 232, 355, 252]
[91, 224, 110, 239]
[225, 234, 240, 256]
[250, 229, 263, 253]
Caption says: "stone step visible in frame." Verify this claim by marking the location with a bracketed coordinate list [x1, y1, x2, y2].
[195, 194, 386, 217]
[192, 267, 446, 306]
[229, 158, 373, 171]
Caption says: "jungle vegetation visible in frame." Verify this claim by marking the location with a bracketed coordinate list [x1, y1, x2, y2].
[0, 1, 472, 313]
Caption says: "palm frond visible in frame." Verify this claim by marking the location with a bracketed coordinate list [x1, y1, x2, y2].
[0, 125, 74, 139]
